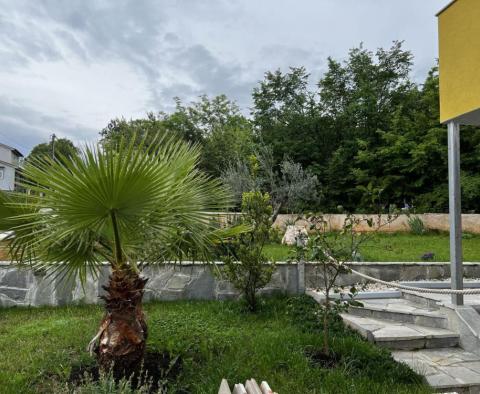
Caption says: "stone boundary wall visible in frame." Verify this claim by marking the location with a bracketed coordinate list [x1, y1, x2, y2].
[273, 213, 480, 233]
[0, 262, 299, 308]
[2, 261, 480, 308]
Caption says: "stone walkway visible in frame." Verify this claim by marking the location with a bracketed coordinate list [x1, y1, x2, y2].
[393, 348, 480, 392]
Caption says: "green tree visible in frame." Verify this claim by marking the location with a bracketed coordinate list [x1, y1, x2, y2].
[319, 41, 416, 211]
[101, 95, 255, 178]
[222, 145, 319, 220]
[0, 135, 238, 377]
[100, 113, 174, 150]
[28, 137, 79, 162]
[252, 67, 330, 171]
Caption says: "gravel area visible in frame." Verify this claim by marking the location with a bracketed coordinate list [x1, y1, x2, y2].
[311, 278, 480, 293]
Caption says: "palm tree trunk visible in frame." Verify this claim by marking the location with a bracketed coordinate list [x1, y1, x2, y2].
[96, 267, 148, 377]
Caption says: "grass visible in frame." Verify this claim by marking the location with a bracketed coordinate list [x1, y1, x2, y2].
[264, 231, 480, 262]
[0, 296, 431, 394]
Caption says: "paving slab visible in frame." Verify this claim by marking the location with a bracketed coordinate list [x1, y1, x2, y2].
[393, 348, 480, 392]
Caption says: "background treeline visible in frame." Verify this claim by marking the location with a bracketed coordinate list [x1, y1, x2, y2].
[30, 42, 480, 213]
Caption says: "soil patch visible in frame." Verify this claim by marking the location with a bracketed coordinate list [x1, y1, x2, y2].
[68, 351, 182, 393]
[305, 348, 340, 369]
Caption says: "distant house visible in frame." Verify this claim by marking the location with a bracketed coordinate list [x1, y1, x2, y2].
[0, 143, 23, 191]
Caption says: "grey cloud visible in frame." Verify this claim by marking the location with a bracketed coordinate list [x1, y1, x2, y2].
[159, 43, 254, 110]
[0, 0, 450, 154]
[0, 96, 96, 153]
[0, 17, 63, 68]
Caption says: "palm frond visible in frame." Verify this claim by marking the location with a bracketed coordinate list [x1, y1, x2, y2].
[2, 134, 238, 284]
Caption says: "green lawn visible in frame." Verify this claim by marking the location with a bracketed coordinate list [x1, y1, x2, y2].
[264, 232, 480, 262]
[0, 297, 430, 394]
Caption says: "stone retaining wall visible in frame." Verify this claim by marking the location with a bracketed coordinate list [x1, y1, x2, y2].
[2, 261, 480, 307]
[0, 262, 299, 307]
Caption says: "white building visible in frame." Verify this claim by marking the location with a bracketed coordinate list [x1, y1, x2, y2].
[0, 143, 23, 191]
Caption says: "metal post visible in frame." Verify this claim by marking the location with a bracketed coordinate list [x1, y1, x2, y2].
[448, 121, 463, 305]
[51, 133, 56, 160]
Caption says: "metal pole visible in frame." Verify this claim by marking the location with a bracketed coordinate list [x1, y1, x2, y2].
[51, 133, 56, 160]
[448, 121, 463, 305]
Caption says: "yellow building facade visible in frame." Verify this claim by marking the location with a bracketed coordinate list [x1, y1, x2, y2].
[438, 0, 480, 125]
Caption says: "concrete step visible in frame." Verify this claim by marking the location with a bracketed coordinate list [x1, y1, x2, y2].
[401, 291, 444, 309]
[341, 314, 459, 350]
[348, 298, 449, 329]
[393, 348, 480, 393]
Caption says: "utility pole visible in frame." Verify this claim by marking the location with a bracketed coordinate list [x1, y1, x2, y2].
[51, 133, 56, 160]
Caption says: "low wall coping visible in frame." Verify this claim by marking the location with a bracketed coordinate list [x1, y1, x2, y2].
[2, 260, 480, 267]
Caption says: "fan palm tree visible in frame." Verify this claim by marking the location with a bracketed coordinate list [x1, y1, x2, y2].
[0, 135, 237, 376]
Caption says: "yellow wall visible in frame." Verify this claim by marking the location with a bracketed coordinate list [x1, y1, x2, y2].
[438, 0, 480, 123]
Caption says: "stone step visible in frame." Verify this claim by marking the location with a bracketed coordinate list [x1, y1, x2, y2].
[401, 291, 443, 309]
[341, 314, 459, 350]
[348, 298, 449, 329]
[393, 348, 480, 393]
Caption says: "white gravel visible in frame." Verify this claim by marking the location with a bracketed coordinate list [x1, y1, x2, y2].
[311, 278, 480, 293]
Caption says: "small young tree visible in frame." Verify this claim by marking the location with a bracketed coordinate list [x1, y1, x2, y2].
[222, 191, 275, 311]
[296, 208, 398, 357]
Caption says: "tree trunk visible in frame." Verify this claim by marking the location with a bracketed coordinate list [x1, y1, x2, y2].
[270, 202, 283, 225]
[323, 293, 330, 355]
[96, 267, 148, 377]
[245, 286, 257, 312]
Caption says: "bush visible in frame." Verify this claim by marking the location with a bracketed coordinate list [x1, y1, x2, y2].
[407, 216, 426, 235]
[222, 191, 276, 311]
[269, 226, 283, 244]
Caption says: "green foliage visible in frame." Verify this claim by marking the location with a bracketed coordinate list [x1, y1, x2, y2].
[286, 295, 346, 335]
[100, 113, 175, 150]
[53, 370, 162, 394]
[27, 138, 79, 163]
[222, 191, 276, 311]
[222, 145, 319, 219]
[100, 95, 255, 178]
[407, 216, 426, 235]
[0, 135, 234, 284]
[268, 226, 283, 244]
[252, 43, 480, 213]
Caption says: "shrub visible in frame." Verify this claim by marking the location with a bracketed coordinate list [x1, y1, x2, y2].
[222, 191, 276, 311]
[407, 215, 426, 235]
[269, 226, 283, 244]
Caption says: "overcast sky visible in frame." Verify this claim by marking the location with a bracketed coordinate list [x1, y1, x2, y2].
[0, 0, 451, 155]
